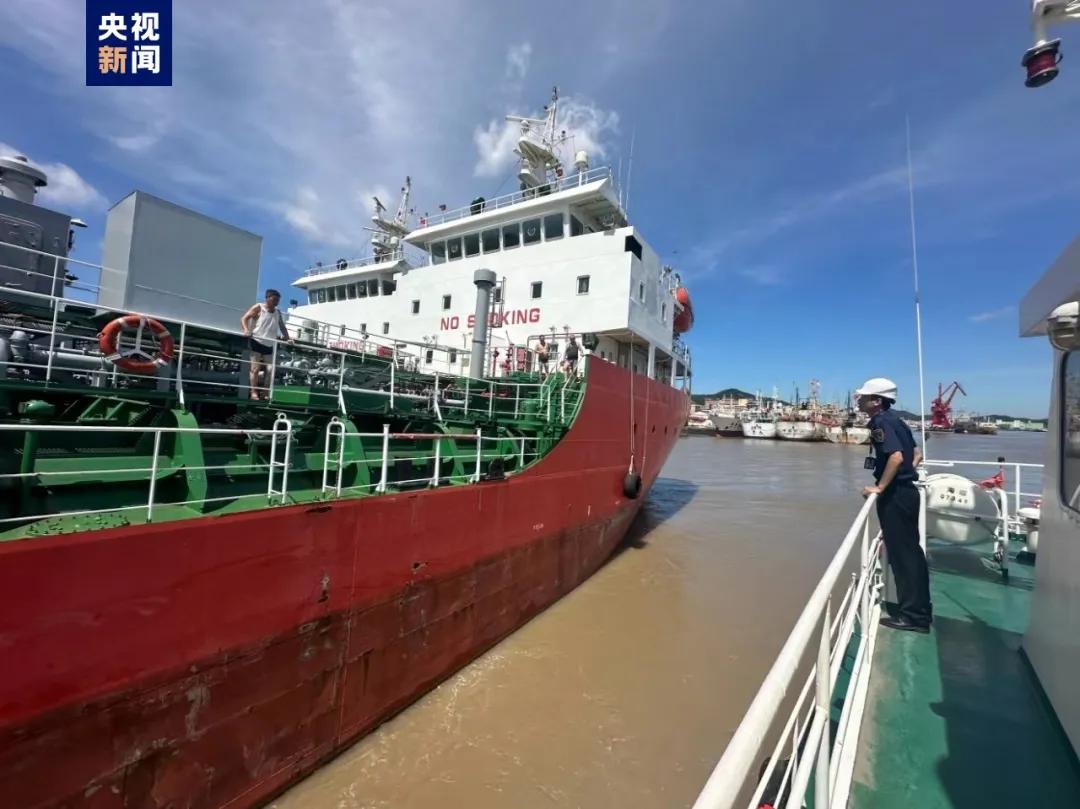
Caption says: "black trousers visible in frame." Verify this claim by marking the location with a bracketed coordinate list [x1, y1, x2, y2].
[877, 484, 932, 626]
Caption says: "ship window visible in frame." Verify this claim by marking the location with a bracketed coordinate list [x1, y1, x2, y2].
[493, 287, 502, 303]
[625, 234, 643, 259]
[639, 282, 645, 302]
[577, 275, 590, 295]
[442, 294, 451, 310]
[482, 228, 500, 253]
[1062, 350, 1080, 512]
[446, 237, 463, 261]
[431, 241, 446, 264]
[523, 218, 542, 245]
[370, 279, 382, 296]
[544, 213, 564, 241]
[662, 302, 667, 320]
[502, 222, 520, 249]
[570, 215, 584, 236]
[531, 281, 542, 299]
[381, 279, 396, 295]
[360, 322, 367, 334]
[327, 286, 337, 302]
[411, 299, 420, 314]
[346, 283, 357, 299]
[382, 322, 390, 334]
[449, 349, 457, 363]
[464, 232, 480, 257]
[425, 349, 434, 364]
[356, 282, 367, 298]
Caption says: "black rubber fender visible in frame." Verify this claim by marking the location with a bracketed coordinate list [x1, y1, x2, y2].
[623, 471, 642, 499]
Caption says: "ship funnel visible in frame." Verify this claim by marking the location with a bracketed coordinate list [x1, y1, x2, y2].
[470, 268, 497, 378]
[0, 154, 48, 205]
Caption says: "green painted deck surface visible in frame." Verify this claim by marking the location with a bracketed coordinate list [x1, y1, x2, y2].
[850, 545, 1080, 808]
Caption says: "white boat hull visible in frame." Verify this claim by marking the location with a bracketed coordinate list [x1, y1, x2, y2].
[710, 413, 743, 436]
[776, 420, 825, 441]
[742, 420, 777, 439]
[824, 426, 871, 445]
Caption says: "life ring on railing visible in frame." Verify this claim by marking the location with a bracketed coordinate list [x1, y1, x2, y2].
[623, 470, 642, 499]
[98, 314, 175, 374]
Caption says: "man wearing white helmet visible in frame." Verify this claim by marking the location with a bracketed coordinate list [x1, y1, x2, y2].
[856, 377, 931, 633]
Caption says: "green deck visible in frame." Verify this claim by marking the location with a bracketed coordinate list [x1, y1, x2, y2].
[850, 544, 1080, 808]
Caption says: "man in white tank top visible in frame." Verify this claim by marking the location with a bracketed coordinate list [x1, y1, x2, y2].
[241, 289, 292, 400]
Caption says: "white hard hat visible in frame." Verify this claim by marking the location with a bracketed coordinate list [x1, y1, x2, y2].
[855, 377, 898, 400]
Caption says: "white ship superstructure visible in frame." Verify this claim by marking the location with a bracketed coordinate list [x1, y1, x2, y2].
[287, 88, 692, 385]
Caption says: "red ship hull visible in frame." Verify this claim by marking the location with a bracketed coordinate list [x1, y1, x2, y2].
[0, 361, 688, 809]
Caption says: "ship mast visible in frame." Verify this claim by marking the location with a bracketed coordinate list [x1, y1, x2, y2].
[368, 177, 411, 262]
[506, 86, 570, 193]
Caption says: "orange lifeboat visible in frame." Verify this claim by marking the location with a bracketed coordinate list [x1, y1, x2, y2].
[673, 287, 694, 333]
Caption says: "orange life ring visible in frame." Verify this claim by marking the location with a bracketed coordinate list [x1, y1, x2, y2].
[98, 314, 175, 374]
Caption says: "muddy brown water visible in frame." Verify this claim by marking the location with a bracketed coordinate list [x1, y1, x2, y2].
[269, 430, 1047, 809]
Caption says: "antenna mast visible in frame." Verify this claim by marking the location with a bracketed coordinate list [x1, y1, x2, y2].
[906, 116, 928, 455]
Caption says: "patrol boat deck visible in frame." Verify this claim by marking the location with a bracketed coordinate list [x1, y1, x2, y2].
[851, 545, 1080, 808]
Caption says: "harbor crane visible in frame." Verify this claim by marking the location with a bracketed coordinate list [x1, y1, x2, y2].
[930, 381, 966, 430]
[1024, 1, 1080, 86]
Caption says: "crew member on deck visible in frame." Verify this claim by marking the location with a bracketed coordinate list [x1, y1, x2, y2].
[856, 377, 932, 633]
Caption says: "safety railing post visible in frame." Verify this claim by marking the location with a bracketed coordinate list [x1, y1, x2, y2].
[561, 386, 566, 421]
[431, 438, 441, 487]
[338, 353, 347, 414]
[860, 520, 870, 640]
[464, 376, 470, 414]
[280, 416, 292, 503]
[918, 484, 927, 553]
[146, 430, 162, 522]
[547, 384, 552, 420]
[1013, 463, 1021, 535]
[814, 598, 833, 809]
[44, 297, 60, 382]
[488, 381, 494, 417]
[377, 423, 390, 493]
[390, 345, 397, 410]
[514, 383, 520, 418]
[268, 340, 279, 401]
[473, 428, 482, 483]
[520, 437, 526, 467]
[176, 322, 187, 408]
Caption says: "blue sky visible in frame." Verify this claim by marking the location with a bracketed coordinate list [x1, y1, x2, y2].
[2, 1, 1077, 418]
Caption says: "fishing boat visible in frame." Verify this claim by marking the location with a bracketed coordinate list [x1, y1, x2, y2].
[709, 404, 744, 437]
[741, 412, 778, 439]
[775, 416, 825, 441]
[685, 408, 718, 436]
[0, 87, 693, 809]
[824, 411, 871, 445]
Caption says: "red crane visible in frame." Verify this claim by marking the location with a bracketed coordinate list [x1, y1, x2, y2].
[930, 381, 966, 430]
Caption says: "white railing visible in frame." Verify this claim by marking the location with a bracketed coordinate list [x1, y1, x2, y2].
[300, 250, 405, 278]
[416, 166, 615, 228]
[319, 424, 543, 497]
[0, 268, 583, 426]
[2, 416, 552, 533]
[0, 419, 294, 527]
[693, 494, 883, 809]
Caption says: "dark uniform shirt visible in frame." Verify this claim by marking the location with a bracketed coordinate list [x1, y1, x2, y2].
[869, 409, 917, 486]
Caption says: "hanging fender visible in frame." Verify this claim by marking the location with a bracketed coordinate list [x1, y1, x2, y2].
[623, 470, 642, 499]
[98, 314, 175, 374]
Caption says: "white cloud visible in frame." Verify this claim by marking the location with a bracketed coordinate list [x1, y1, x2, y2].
[969, 306, 1015, 323]
[0, 142, 107, 211]
[473, 119, 523, 179]
[109, 132, 161, 152]
[472, 95, 620, 178]
[505, 42, 532, 82]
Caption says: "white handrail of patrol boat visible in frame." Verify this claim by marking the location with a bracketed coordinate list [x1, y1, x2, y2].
[693, 493, 883, 809]
[416, 166, 616, 228]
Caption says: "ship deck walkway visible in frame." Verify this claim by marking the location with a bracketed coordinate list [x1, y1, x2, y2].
[850, 544, 1080, 808]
